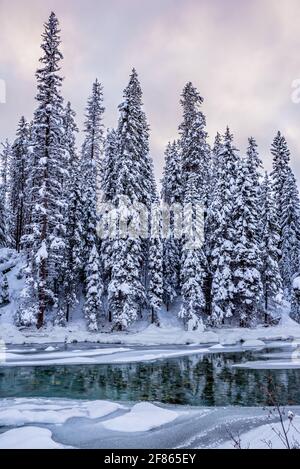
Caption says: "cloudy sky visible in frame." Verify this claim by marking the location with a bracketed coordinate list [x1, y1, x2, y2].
[0, 0, 300, 181]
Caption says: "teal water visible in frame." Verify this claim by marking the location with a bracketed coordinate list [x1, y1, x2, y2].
[1, 351, 300, 406]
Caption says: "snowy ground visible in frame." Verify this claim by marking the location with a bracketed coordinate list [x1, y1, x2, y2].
[2, 247, 300, 349]
[0, 398, 299, 449]
[1, 313, 300, 350]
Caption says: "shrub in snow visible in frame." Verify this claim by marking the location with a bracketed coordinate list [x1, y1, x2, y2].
[15, 304, 38, 328]
[186, 312, 205, 332]
[0, 273, 9, 305]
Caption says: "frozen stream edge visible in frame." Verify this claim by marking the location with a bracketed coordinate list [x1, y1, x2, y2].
[0, 398, 300, 449]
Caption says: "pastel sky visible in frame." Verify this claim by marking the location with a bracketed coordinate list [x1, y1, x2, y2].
[0, 0, 300, 182]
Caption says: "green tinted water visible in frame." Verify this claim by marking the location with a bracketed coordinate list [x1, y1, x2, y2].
[1, 351, 300, 406]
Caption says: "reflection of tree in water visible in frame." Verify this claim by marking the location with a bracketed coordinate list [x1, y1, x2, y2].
[1, 353, 300, 406]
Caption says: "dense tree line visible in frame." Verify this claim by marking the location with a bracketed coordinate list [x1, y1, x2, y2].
[1, 12, 300, 329]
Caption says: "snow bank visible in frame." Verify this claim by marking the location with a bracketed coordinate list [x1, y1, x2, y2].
[102, 402, 179, 432]
[45, 346, 56, 352]
[0, 427, 70, 449]
[219, 415, 300, 449]
[0, 399, 124, 426]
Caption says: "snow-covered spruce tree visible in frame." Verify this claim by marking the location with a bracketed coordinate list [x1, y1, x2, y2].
[84, 244, 103, 331]
[108, 230, 146, 331]
[208, 133, 223, 201]
[102, 129, 118, 204]
[55, 102, 81, 325]
[246, 137, 263, 194]
[231, 155, 263, 327]
[179, 172, 206, 330]
[100, 129, 118, 288]
[0, 273, 9, 305]
[81, 80, 105, 259]
[148, 203, 163, 325]
[9, 117, 30, 252]
[271, 132, 300, 296]
[17, 13, 66, 329]
[0, 139, 11, 246]
[80, 80, 105, 329]
[204, 133, 224, 316]
[0, 186, 6, 247]
[161, 141, 182, 309]
[114, 69, 156, 208]
[0, 139, 10, 201]
[210, 128, 240, 326]
[271, 131, 291, 218]
[177, 83, 209, 327]
[108, 69, 155, 330]
[280, 167, 300, 296]
[179, 82, 210, 206]
[260, 172, 283, 320]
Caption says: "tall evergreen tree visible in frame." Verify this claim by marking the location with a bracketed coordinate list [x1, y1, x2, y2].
[55, 102, 81, 325]
[18, 12, 66, 328]
[0, 140, 11, 246]
[0, 139, 10, 200]
[161, 141, 182, 309]
[114, 69, 156, 208]
[232, 156, 263, 326]
[280, 167, 300, 295]
[81, 79, 105, 262]
[179, 82, 210, 206]
[9, 117, 30, 251]
[271, 132, 300, 296]
[260, 173, 282, 319]
[102, 129, 118, 204]
[148, 203, 163, 325]
[0, 191, 6, 248]
[210, 128, 239, 326]
[108, 232, 146, 331]
[84, 244, 103, 331]
[204, 133, 224, 316]
[271, 131, 290, 217]
[100, 129, 118, 291]
[177, 83, 208, 326]
[108, 70, 154, 329]
[179, 173, 206, 329]
[80, 80, 105, 329]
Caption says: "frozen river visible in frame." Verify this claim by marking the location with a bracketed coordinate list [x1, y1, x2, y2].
[1, 341, 300, 448]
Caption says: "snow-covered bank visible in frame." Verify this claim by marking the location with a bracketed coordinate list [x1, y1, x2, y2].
[0, 398, 299, 449]
[0, 427, 72, 449]
[2, 247, 300, 348]
[219, 415, 300, 449]
[1, 314, 300, 348]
